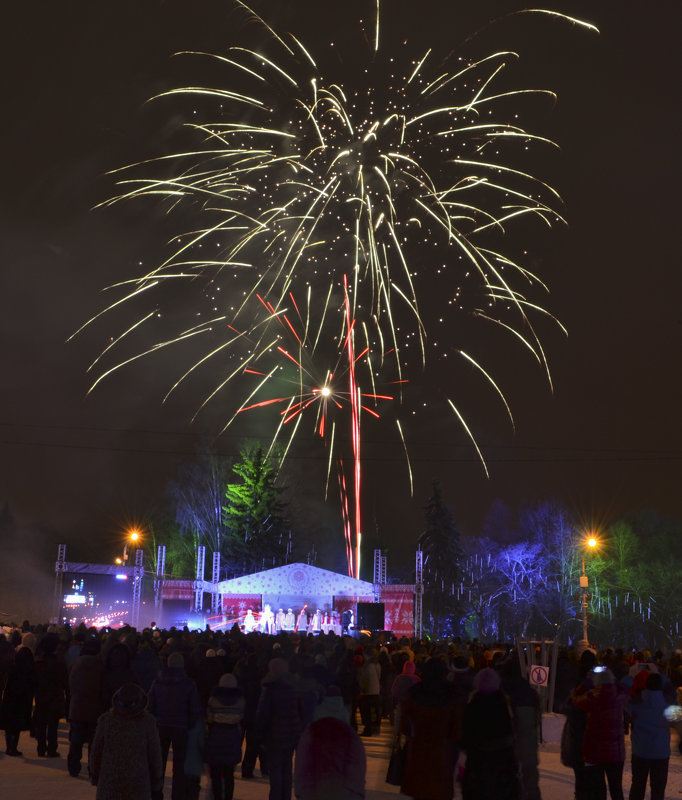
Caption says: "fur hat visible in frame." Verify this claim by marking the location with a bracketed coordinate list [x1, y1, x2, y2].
[113, 683, 147, 715]
[205, 649, 217, 658]
[21, 632, 36, 653]
[219, 673, 237, 688]
[167, 652, 184, 669]
[474, 667, 501, 694]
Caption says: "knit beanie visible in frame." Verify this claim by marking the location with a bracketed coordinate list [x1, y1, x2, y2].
[168, 652, 185, 669]
[219, 673, 237, 689]
[473, 667, 501, 694]
[268, 656, 289, 676]
[113, 683, 148, 715]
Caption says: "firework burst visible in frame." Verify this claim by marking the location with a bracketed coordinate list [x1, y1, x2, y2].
[77, 2, 596, 576]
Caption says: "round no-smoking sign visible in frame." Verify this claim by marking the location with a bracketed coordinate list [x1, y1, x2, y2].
[530, 665, 549, 687]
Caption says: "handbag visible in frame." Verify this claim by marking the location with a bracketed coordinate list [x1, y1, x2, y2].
[385, 741, 406, 786]
[560, 718, 575, 768]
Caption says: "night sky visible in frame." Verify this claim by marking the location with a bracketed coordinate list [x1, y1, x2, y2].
[1, 0, 681, 593]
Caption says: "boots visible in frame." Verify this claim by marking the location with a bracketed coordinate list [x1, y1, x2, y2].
[5, 732, 23, 756]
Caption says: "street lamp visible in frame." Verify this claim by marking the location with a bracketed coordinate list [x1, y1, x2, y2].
[580, 535, 598, 645]
[122, 529, 141, 564]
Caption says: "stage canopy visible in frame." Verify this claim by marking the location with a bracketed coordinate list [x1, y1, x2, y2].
[217, 562, 374, 597]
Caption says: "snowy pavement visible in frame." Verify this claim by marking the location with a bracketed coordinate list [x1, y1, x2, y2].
[2, 716, 682, 799]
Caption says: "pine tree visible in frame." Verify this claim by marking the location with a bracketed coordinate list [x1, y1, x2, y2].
[223, 445, 288, 574]
[419, 481, 462, 638]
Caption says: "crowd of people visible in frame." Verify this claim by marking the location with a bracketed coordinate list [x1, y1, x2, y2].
[1, 619, 681, 800]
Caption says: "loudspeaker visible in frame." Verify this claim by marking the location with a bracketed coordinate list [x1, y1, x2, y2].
[356, 602, 385, 631]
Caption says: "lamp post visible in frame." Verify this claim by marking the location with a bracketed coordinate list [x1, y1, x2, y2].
[580, 536, 598, 645]
[121, 530, 140, 564]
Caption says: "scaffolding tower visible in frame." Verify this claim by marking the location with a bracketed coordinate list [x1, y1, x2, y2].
[211, 551, 221, 615]
[194, 546, 206, 613]
[154, 545, 166, 612]
[132, 548, 144, 629]
[52, 544, 67, 622]
[415, 548, 423, 638]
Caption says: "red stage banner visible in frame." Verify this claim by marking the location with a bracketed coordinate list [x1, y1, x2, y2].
[222, 594, 262, 620]
[381, 585, 415, 637]
[162, 580, 194, 600]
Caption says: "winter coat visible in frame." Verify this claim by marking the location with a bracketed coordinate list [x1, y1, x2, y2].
[255, 671, 303, 751]
[131, 645, 162, 694]
[204, 684, 245, 766]
[462, 690, 519, 800]
[69, 653, 106, 723]
[197, 655, 226, 710]
[359, 660, 381, 696]
[572, 682, 627, 764]
[100, 643, 139, 712]
[295, 716, 366, 800]
[400, 677, 462, 800]
[89, 708, 164, 800]
[391, 662, 420, 705]
[147, 667, 201, 730]
[34, 652, 68, 720]
[627, 688, 671, 760]
[0, 646, 35, 732]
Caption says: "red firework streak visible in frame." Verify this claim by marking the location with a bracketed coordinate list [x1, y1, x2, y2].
[343, 274, 362, 580]
[235, 282, 397, 580]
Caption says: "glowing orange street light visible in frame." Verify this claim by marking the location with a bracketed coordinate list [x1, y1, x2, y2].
[581, 535, 599, 645]
[123, 529, 142, 563]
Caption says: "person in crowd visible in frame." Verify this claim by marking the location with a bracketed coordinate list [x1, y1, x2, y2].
[391, 659, 421, 735]
[89, 682, 164, 800]
[100, 641, 139, 712]
[295, 714, 366, 800]
[500, 659, 542, 800]
[204, 673, 246, 800]
[560, 648, 597, 800]
[358, 648, 381, 736]
[462, 666, 519, 800]
[147, 650, 202, 800]
[236, 650, 268, 779]
[131, 632, 163, 694]
[313, 684, 349, 724]
[0, 638, 35, 756]
[256, 656, 304, 800]
[627, 672, 670, 800]
[197, 647, 226, 710]
[335, 647, 361, 730]
[400, 657, 462, 800]
[572, 667, 628, 800]
[378, 647, 396, 723]
[33, 632, 68, 757]
[67, 638, 106, 777]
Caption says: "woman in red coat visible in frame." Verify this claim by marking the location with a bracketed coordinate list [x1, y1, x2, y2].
[399, 658, 463, 800]
[572, 667, 628, 800]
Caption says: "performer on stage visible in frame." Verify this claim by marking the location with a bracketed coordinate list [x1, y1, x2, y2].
[275, 608, 286, 633]
[243, 608, 257, 633]
[283, 608, 296, 632]
[341, 608, 355, 636]
[311, 609, 322, 635]
[259, 604, 275, 635]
